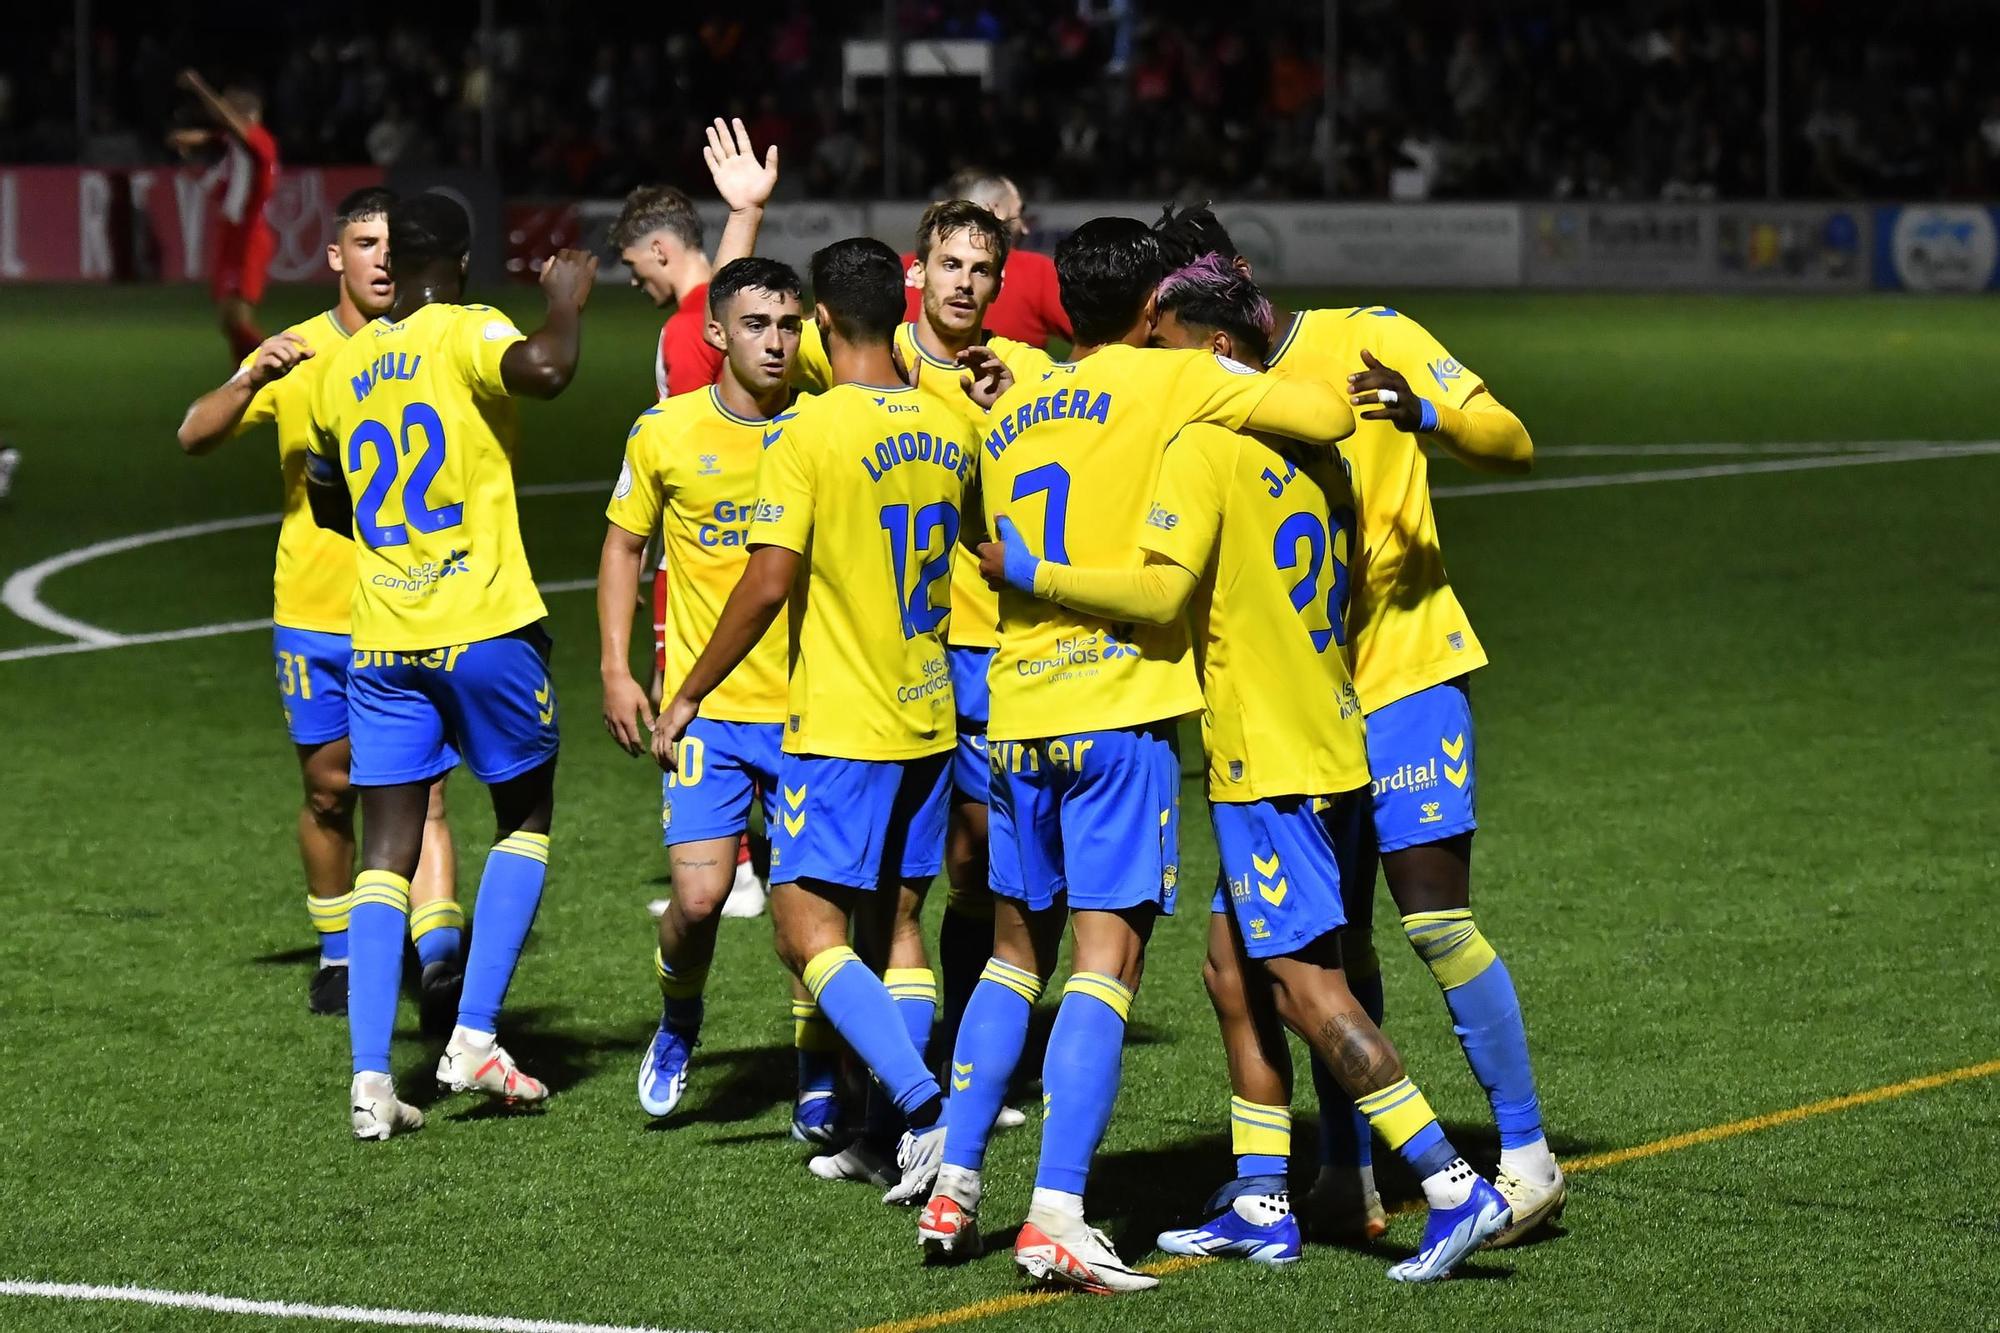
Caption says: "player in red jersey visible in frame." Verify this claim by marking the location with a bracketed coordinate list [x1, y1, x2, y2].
[170, 70, 280, 363]
[901, 168, 1069, 348]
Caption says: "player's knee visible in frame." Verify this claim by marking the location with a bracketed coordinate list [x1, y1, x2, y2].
[303, 779, 354, 828]
[1201, 953, 1243, 1019]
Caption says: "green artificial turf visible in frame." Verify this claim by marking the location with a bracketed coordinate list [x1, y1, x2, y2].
[0, 284, 1994, 1331]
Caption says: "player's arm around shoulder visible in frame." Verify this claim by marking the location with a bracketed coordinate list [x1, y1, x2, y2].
[498, 248, 598, 400]
[1351, 311, 1533, 475]
[301, 371, 353, 536]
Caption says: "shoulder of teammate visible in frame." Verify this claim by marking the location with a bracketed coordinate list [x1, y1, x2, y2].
[1351, 306, 1485, 410]
[607, 400, 676, 535]
[748, 392, 827, 553]
[1141, 422, 1234, 572]
[448, 302, 526, 397]
[789, 318, 835, 393]
[988, 334, 1057, 381]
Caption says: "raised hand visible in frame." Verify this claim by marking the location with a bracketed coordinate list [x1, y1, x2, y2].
[704, 117, 779, 213]
[539, 247, 599, 311]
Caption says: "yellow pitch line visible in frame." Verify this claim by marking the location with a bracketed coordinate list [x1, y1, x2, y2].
[857, 1057, 2000, 1333]
[1560, 1057, 2000, 1174]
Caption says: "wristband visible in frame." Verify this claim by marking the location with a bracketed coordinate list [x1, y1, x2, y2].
[1417, 397, 1440, 433]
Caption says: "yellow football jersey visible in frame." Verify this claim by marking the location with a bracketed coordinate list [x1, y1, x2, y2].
[793, 320, 1047, 649]
[236, 310, 357, 634]
[980, 345, 1299, 742]
[608, 386, 793, 723]
[749, 380, 977, 759]
[1266, 307, 1488, 713]
[307, 302, 546, 652]
[1141, 424, 1368, 801]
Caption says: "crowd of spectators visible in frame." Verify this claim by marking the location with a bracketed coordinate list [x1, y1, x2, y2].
[5, 1, 1998, 202]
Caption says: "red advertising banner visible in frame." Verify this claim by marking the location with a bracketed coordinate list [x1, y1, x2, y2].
[0, 164, 381, 283]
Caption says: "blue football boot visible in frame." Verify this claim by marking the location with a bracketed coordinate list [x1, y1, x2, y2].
[1387, 1173, 1511, 1282]
[1155, 1174, 1303, 1266]
[791, 1088, 842, 1145]
[637, 1018, 696, 1118]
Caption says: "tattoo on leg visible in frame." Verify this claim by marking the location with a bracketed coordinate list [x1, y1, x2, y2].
[671, 856, 721, 871]
[1317, 1011, 1401, 1093]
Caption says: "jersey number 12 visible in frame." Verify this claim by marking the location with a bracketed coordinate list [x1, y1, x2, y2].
[879, 501, 960, 639]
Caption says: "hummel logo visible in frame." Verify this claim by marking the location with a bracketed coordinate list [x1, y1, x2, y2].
[535, 679, 554, 724]
[1258, 877, 1289, 906]
[1252, 852, 1281, 877]
[698, 453, 720, 476]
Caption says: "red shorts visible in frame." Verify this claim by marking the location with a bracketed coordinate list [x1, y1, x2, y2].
[212, 222, 276, 305]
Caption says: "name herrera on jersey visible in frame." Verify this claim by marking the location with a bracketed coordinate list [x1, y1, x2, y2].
[982, 388, 1113, 459]
[861, 429, 974, 483]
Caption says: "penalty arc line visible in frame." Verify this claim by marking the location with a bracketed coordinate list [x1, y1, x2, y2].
[0, 1281, 705, 1333]
[854, 1055, 2000, 1333]
[4, 444, 1998, 665]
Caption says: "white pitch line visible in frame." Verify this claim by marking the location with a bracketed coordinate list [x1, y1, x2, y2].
[0, 479, 606, 659]
[0, 1280, 701, 1333]
[1531, 439, 1985, 458]
[1434, 440, 2000, 499]
[4, 446, 1995, 665]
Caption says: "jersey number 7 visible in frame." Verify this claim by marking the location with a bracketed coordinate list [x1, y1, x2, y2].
[345, 402, 464, 548]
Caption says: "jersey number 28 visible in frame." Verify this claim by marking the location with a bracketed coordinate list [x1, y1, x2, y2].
[1274, 506, 1355, 651]
[345, 402, 464, 548]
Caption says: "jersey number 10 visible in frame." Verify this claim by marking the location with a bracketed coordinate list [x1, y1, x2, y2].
[345, 402, 465, 548]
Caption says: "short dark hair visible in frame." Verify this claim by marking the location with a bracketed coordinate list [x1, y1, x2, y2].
[387, 193, 472, 272]
[709, 257, 804, 319]
[914, 199, 1011, 270]
[1156, 254, 1275, 363]
[608, 185, 703, 252]
[808, 238, 905, 346]
[1153, 202, 1240, 268]
[332, 187, 396, 234]
[944, 167, 1017, 210]
[1055, 217, 1166, 347]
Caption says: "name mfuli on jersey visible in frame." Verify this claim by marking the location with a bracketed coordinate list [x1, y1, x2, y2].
[981, 387, 1114, 460]
[349, 351, 422, 402]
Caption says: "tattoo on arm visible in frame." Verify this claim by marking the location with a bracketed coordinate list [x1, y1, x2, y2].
[1316, 1011, 1402, 1094]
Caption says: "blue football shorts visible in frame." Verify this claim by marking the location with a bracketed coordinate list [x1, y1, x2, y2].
[1366, 677, 1477, 854]
[1209, 794, 1352, 959]
[987, 722, 1182, 915]
[768, 749, 952, 890]
[346, 623, 559, 787]
[947, 645, 993, 803]
[273, 625, 351, 746]
[661, 717, 782, 845]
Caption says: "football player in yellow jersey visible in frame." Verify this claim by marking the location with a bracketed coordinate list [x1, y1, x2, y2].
[175, 187, 461, 1025]
[931, 218, 1357, 1294]
[654, 238, 982, 1204]
[594, 257, 845, 1142]
[1154, 206, 1562, 1247]
[303, 194, 597, 1140]
[994, 255, 1511, 1282]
